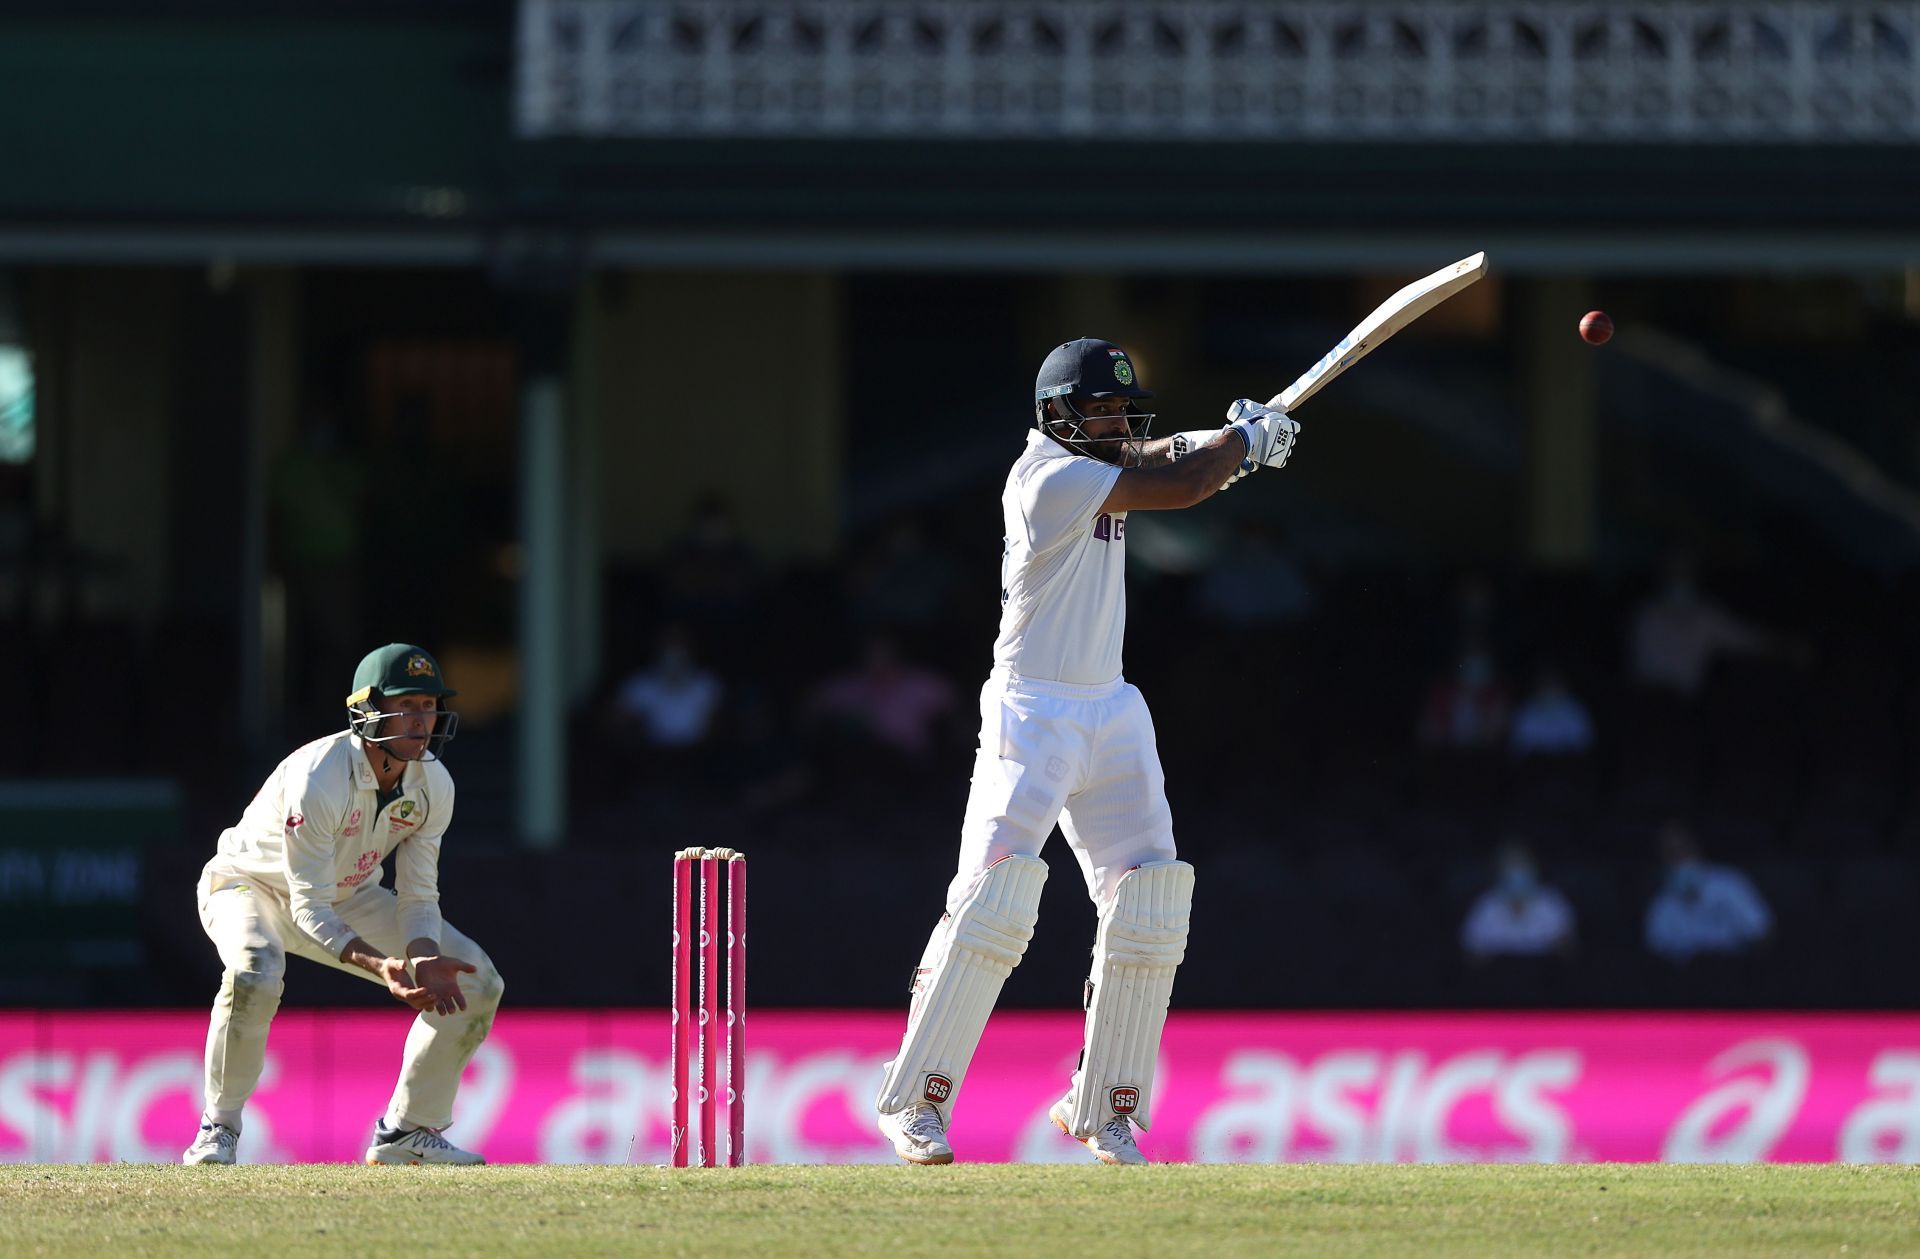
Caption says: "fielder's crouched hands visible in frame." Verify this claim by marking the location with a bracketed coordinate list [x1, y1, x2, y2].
[371, 955, 436, 1012]
[410, 954, 478, 1016]
[1225, 399, 1301, 471]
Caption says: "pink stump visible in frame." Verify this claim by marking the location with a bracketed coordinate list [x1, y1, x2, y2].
[670, 851, 693, 1167]
[699, 849, 721, 1166]
[727, 851, 747, 1167]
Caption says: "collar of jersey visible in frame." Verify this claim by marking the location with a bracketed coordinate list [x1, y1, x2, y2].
[348, 733, 422, 794]
[1029, 428, 1082, 460]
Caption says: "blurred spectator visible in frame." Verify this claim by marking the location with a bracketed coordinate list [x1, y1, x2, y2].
[1508, 662, 1596, 758]
[847, 515, 962, 631]
[1460, 842, 1577, 961]
[1193, 519, 1317, 629]
[610, 625, 725, 754]
[1422, 570, 1526, 670]
[660, 493, 764, 637]
[1452, 572, 1498, 646]
[1417, 635, 1511, 750]
[728, 687, 816, 817]
[808, 634, 957, 762]
[1644, 820, 1773, 962]
[1629, 551, 1778, 698]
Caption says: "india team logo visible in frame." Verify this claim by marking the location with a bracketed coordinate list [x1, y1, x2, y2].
[1112, 358, 1134, 385]
[1110, 1086, 1140, 1116]
[924, 1074, 954, 1104]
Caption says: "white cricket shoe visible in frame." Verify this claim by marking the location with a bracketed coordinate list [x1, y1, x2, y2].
[182, 1119, 239, 1165]
[878, 1102, 954, 1166]
[1050, 1098, 1147, 1166]
[364, 1122, 485, 1166]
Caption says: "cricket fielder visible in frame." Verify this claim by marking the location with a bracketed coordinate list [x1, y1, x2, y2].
[182, 643, 504, 1166]
[875, 338, 1299, 1164]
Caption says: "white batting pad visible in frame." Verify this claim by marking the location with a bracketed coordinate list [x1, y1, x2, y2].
[874, 854, 1048, 1120]
[1066, 859, 1195, 1136]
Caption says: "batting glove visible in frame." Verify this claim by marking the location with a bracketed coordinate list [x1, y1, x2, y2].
[1225, 399, 1301, 471]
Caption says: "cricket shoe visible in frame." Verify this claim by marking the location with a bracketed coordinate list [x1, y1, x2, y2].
[182, 1119, 239, 1165]
[365, 1121, 485, 1166]
[878, 1101, 954, 1166]
[1049, 1098, 1147, 1166]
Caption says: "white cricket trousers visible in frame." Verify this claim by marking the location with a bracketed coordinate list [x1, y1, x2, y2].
[195, 863, 505, 1134]
[947, 669, 1178, 915]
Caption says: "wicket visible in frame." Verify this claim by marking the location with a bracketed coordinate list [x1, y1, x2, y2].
[671, 847, 746, 1167]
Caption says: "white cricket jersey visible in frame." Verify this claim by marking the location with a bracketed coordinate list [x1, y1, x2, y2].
[992, 429, 1127, 686]
[208, 730, 453, 957]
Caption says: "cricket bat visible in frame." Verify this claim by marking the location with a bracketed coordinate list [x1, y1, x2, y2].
[1271, 251, 1489, 412]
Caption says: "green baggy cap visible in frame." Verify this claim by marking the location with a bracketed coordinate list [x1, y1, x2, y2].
[346, 643, 457, 707]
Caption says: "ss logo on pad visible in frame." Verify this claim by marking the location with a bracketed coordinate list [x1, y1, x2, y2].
[924, 1075, 954, 1104]
[1110, 1086, 1140, 1115]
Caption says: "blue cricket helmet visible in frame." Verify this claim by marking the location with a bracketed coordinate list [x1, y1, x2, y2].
[1033, 337, 1157, 465]
[1034, 337, 1154, 405]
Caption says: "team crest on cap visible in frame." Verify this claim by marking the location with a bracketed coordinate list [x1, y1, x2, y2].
[406, 653, 435, 677]
[1112, 359, 1134, 385]
[1110, 1086, 1140, 1115]
[924, 1074, 954, 1104]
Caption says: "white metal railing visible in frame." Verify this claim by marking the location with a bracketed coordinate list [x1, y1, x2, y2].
[516, 1, 1920, 142]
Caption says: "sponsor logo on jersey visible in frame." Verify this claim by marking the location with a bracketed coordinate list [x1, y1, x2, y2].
[1110, 1086, 1140, 1116]
[285, 813, 304, 829]
[341, 808, 363, 839]
[924, 1074, 954, 1104]
[340, 848, 384, 888]
[1092, 512, 1126, 542]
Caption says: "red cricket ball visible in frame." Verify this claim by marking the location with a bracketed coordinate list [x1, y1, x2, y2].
[1579, 310, 1614, 345]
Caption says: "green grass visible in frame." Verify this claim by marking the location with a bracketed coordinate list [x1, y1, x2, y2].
[3, 1164, 1917, 1258]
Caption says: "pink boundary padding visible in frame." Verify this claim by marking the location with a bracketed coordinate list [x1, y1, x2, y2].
[698, 850, 720, 1167]
[669, 854, 693, 1167]
[10, 1010, 1920, 1164]
[727, 852, 747, 1167]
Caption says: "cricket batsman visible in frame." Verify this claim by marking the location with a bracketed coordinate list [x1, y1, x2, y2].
[182, 643, 504, 1166]
[875, 337, 1299, 1164]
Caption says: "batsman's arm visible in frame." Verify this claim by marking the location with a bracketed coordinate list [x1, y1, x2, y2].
[1098, 430, 1249, 513]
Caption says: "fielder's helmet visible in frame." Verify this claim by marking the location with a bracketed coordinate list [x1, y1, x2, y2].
[345, 643, 459, 756]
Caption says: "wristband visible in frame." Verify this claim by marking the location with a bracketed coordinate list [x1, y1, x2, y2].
[1169, 429, 1217, 461]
